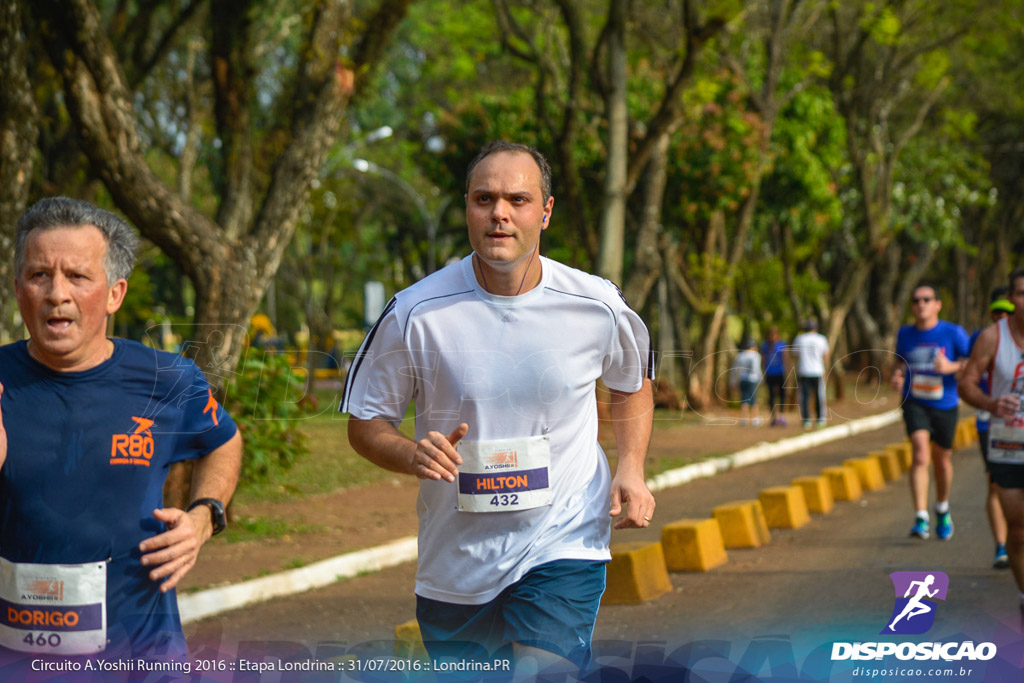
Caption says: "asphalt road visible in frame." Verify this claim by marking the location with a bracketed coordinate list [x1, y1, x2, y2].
[185, 423, 1024, 682]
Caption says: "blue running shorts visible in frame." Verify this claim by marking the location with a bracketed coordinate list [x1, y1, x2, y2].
[416, 559, 606, 671]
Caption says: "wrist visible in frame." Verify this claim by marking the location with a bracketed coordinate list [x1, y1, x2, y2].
[187, 497, 226, 536]
[186, 506, 214, 540]
[613, 460, 646, 478]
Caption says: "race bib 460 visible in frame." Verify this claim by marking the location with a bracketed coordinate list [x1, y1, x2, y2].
[0, 558, 107, 655]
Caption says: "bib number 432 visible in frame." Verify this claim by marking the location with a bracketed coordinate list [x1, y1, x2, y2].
[490, 494, 519, 507]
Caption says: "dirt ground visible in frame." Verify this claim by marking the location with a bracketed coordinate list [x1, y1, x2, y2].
[181, 387, 902, 592]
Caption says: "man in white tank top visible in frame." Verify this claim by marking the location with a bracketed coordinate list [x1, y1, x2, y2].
[962, 267, 1024, 609]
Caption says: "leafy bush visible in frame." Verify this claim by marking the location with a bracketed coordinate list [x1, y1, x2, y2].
[224, 352, 309, 483]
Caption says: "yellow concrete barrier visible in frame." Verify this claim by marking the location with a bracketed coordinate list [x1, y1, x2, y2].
[886, 443, 912, 472]
[713, 500, 772, 548]
[661, 519, 728, 572]
[759, 486, 811, 529]
[792, 475, 835, 514]
[953, 422, 966, 449]
[313, 367, 341, 381]
[843, 457, 886, 492]
[868, 450, 901, 482]
[394, 619, 427, 659]
[603, 541, 673, 604]
[822, 466, 863, 501]
[954, 418, 977, 449]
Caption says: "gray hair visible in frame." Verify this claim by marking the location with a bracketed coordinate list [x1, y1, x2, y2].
[15, 197, 139, 284]
[466, 140, 553, 203]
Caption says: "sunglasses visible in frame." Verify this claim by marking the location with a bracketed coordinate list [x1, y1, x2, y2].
[911, 297, 934, 304]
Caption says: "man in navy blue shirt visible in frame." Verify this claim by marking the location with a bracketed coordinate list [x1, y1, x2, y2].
[891, 282, 970, 542]
[0, 197, 242, 667]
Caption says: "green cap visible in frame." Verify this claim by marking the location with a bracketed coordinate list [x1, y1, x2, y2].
[990, 298, 1015, 314]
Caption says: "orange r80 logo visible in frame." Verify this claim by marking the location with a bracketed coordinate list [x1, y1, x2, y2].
[110, 417, 155, 467]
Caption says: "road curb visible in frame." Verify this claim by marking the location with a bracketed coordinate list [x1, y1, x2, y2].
[179, 536, 417, 624]
[179, 409, 901, 624]
[646, 410, 901, 492]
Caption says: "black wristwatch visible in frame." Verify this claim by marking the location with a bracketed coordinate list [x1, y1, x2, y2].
[187, 498, 227, 536]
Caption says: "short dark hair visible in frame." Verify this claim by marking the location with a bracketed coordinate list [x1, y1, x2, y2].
[990, 285, 1011, 302]
[1009, 267, 1024, 292]
[912, 280, 940, 300]
[465, 140, 552, 203]
[15, 197, 139, 284]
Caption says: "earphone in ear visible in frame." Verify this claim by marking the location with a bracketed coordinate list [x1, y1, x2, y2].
[542, 215, 547, 223]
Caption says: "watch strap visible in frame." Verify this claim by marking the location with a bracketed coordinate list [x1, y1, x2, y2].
[187, 497, 226, 536]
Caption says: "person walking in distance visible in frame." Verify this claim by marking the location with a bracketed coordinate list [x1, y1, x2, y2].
[733, 338, 762, 426]
[791, 319, 829, 429]
[761, 326, 789, 426]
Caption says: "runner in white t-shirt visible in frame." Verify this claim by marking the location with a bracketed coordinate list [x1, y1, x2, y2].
[342, 141, 655, 673]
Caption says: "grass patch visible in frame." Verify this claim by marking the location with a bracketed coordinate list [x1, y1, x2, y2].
[232, 390, 415, 505]
[221, 515, 324, 543]
[284, 557, 307, 570]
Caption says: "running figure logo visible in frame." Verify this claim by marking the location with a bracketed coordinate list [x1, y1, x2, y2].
[882, 571, 949, 635]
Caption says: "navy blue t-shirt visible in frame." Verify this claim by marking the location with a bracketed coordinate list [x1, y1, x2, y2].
[761, 340, 787, 377]
[0, 339, 237, 661]
[895, 320, 970, 411]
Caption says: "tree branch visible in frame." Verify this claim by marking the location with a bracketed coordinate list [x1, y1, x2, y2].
[130, 0, 207, 88]
[352, 0, 414, 74]
[254, 0, 413, 283]
[210, 0, 255, 238]
[625, 2, 727, 193]
[892, 75, 948, 158]
[33, 0, 221, 282]
[492, 0, 541, 63]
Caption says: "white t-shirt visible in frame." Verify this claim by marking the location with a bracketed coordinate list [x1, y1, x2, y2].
[733, 349, 761, 384]
[791, 331, 829, 377]
[341, 255, 652, 604]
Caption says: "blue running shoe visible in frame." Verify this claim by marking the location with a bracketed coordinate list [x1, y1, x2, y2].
[909, 517, 929, 539]
[994, 544, 1009, 569]
[936, 511, 953, 540]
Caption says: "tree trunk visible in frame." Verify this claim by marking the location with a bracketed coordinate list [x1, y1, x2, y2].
[596, 0, 628, 285]
[623, 131, 670, 310]
[0, 0, 38, 341]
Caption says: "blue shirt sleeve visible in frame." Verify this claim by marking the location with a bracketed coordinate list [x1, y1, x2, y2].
[173, 361, 238, 464]
[954, 324, 971, 360]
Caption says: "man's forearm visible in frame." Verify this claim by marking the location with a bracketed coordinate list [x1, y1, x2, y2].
[959, 380, 996, 413]
[609, 379, 654, 475]
[191, 430, 243, 503]
[348, 418, 417, 475]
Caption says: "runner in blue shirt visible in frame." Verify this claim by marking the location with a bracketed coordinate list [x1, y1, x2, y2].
[891, 282, 970, 541]
[0, 198, 242, 672]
